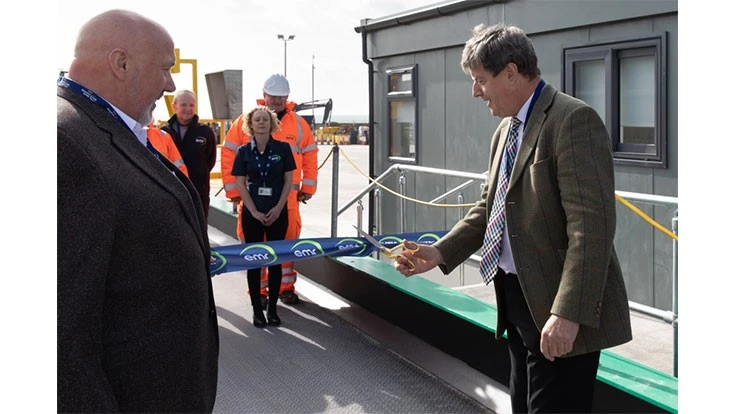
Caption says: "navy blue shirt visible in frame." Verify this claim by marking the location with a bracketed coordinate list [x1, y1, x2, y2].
[231, 137, 296, 214]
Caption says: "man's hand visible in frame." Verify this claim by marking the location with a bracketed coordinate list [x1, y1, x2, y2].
[394, 241, 443, 276]
[540, 314, 579, 361]
[297, 191, 312, 203]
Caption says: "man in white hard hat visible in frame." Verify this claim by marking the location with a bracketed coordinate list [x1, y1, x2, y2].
[221, 74, 319, 309]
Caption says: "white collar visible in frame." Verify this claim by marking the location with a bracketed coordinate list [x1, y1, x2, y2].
[108, 103, 148, 146]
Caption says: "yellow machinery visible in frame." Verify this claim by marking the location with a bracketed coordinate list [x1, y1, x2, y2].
[163, 49, 230, 145]
[316, 126, 344, 144]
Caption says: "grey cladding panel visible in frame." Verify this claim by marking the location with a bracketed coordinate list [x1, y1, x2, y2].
[205, 70, 243, 119]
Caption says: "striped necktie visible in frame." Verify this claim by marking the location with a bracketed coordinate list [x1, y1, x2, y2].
[479, 117, 522, 284]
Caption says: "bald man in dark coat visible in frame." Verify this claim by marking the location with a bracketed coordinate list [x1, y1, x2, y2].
[57, 9, 219, 412]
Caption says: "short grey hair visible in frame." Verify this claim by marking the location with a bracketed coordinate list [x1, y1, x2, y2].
[460, 23, 540, 79]
[173, 89, 196, 103]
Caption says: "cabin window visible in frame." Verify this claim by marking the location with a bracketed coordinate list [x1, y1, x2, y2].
[386, 65, 417, 163]
[564, 34, 667, 168]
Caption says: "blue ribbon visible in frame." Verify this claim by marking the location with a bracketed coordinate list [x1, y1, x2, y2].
[210, 230, 448, 275]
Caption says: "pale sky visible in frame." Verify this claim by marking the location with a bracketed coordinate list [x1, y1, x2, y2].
[57, 0, 435, 122]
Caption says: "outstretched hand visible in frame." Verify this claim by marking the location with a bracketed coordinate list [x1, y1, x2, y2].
[394, 241, 443, 276]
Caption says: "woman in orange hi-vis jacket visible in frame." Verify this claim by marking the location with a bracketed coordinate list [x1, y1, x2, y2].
[147, 122, 189, 177]
[221, 74, 318, 307]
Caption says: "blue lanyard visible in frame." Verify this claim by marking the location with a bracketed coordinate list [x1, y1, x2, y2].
[524, 79, 546, 126]
[57, 77, 163, 161]
[251, 141, 273, 179]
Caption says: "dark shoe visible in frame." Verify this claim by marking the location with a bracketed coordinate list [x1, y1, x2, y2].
[279, 290, 300, 305]
[266, 310, 281, 326]
[260, 294, 268, 309]
[253, 309, 267, 328]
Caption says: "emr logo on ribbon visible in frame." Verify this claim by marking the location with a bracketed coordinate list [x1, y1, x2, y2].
[290, 240, 325, 258]
[240, 243, 278, 266]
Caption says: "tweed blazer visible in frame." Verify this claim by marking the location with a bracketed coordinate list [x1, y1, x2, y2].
[435, 83, 632, 357]
[57, 86, 219, 412]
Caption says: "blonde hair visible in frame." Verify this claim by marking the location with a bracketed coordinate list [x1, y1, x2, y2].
[242, 105, 280, 136]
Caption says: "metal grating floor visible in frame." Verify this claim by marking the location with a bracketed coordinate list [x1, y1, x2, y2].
[211, 269, 496, 414]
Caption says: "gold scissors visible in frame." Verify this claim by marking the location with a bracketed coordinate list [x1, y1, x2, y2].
[353, 225, 419, 271]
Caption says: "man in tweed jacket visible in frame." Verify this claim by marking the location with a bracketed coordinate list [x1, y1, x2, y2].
[395, 24, 632, 413]
[57, 9, 219, 413]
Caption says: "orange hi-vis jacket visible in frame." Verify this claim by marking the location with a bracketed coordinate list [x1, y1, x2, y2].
[221, 100, 318, 210]
[147, 125, 189, 177]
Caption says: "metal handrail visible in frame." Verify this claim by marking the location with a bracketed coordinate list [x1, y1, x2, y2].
[430, 172, 487, 204]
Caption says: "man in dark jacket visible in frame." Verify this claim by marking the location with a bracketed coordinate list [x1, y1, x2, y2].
[57, 9, 219, 412]
[163, 90, 217, 221]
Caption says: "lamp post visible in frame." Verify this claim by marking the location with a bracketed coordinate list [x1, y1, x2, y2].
[276, 34, 295, 77]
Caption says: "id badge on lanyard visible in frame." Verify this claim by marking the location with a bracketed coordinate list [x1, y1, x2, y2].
[258, 186, 273, 196]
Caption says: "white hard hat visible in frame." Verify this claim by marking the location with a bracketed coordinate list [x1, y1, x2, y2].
[262, 74, 290, 96]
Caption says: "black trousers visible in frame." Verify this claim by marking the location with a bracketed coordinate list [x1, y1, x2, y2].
[500, 269, 600, 413]
[242, 209, 288, 308]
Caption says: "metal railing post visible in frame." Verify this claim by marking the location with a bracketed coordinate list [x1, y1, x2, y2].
[373, 188, 382, 259]
[672, 210, 679, 377]
[330, 144, 339, 237]
[458, 193, 465, 286]
[398, 172, 406, 233]
[373, 188, 382, 236]
[356, 200, 364, 235]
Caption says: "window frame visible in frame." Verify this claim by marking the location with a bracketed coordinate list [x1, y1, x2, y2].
[563, 34, 668, 168]
[385, 64, 418, 164]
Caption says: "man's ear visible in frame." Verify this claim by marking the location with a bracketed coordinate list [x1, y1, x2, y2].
[504, 62, 519, 81]
[109, 48, 129, 80]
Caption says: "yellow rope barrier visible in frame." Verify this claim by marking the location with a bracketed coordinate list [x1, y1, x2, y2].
[317, 146, 334, 170]
[615, 194, 678, 241]
[334, 145, 679, 241]
[338, 146, 477, 208]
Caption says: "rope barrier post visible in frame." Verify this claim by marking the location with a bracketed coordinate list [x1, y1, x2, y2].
[330, 144, 340, 238]
[672, 210, 678, 377]
[398, 172, 407, 234]
[458, 193, 465, 286]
